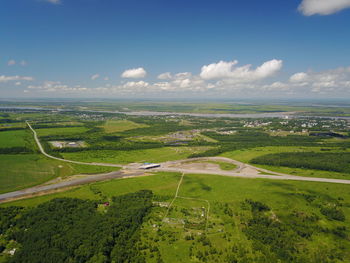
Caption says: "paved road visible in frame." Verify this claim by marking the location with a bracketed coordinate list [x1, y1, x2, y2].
[156, 167, 350, 184]
[0, 170, 144, 203]
[1, 123, 348, 203]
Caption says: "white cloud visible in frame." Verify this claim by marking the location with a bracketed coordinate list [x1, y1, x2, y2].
[157, 72, 172, 80]
[7, 60, 16, 66]
[298, 0, 350, 16]
[91, 74, 100, 80]
[289, 72, 308, 82]
[121, 67, 147, 78]
[123, 81, 149, 89]
[200, 59, 282, 82]
[200, 60, 238, 80]
[0, 75, 34, 83]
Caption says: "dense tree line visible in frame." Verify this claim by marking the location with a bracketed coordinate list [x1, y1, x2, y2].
[251, 152, 350, 173]
[0, 127, 25, 132]
[191, 131, 322, 157]
[1, 190, 153, 263]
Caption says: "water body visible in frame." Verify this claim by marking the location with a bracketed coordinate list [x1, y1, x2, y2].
[1, 106, 350, 120]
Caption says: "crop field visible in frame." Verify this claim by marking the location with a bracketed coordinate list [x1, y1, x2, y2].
[0, 129, 28, 147]
[3, 172, 350, 262]
[101, 119, 148, 133]
[62, 146, 211, 164]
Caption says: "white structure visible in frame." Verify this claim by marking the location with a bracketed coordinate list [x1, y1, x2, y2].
[139, 163, 161, 169]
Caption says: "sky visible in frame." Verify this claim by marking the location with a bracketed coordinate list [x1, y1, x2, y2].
[1, 0, 350, 99]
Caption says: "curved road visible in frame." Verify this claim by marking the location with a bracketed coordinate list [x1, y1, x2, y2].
[26, 121, 122, 168]
[1, 122, 349, 203]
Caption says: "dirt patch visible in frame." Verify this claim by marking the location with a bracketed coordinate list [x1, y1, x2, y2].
[170, 162, 222, 172]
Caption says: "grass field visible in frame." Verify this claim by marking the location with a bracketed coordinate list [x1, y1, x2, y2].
[62, 146, 211, 164]
[35, 126, 89, 136]
[101, 119, 148, 133]
[0, 154, 119, 194]
[0, 129, 28, 147]
[3, 171, 350, 262]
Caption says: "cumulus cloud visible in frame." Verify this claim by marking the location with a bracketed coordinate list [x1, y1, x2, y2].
[7, 60, 16, 66]
[91, 74, 100, 80]
[200, 59, 282, 82]
[289, 72, 309, 82]
[157, 72, 172, 80]
[0, 75, 34, 83]
[298, 0, 350, 16]
[121, 67, 147, 78]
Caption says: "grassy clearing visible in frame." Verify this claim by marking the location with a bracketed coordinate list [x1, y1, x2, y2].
[62, 146, 211, 164]
[101, 119, 148, 133]
[0, 129, 28, 147]
[0, 154, 119, 194]
[207, 160, 237, 170]
[36, 126, 89, 137]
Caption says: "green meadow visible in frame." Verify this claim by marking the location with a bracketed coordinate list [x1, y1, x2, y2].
[3, 172, 350, 262]
[0, 129, 28, 147]
[35, 126, 89, 137]
[0, 154, 118, 194]
[62, 146, 211, 164]
[101, 119, 148, 133]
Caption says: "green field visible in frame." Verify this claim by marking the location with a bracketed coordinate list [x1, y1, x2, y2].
[62, 146, 211, 164]
[3, 172, 350, 262]
[36, 126, 89, 136]
[0, 129, 28, 148]
[0, 154, 119, 194]
[101, 119, 148, 133]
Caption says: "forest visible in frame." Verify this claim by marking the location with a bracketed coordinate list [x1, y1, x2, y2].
[251, 152, 350, 174]
[0, 190, 153, 263]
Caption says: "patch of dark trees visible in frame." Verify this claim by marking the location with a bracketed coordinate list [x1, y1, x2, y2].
[1, 190, 153, 263]
[310, 132, 348, 138]
[251, 152, 350, 174]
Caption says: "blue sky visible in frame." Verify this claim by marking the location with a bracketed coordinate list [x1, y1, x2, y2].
[1, 0, 350, 98]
